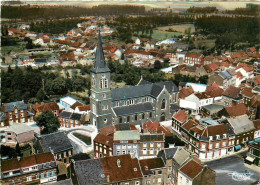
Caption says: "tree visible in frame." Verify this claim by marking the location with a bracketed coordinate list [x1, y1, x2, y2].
[36, 111, 60, 134]
[154, 60, 162, 70]
[36, 88, 47, 101]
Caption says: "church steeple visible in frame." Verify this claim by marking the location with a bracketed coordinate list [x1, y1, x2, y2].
[91, 30, 110, 73]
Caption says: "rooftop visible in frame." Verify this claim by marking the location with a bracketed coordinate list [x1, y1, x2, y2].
[5, 124, 34, 135]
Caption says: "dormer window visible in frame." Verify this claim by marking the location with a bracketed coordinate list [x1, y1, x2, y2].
[209, 136, 213, 141]
[117, 159, 121, 168]
[223, 134, 227, 139]
[145, 166, 148, 170]
[134, 168, 137, 171]
[216, 135, 220, 139]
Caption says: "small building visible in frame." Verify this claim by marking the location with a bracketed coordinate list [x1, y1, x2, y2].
[0, 111, 8, 127]
[34, 132, 73, 163]
[73, 154, 143, 185]
[59, 96, 83, 111]
[246, 141, 260, 166]
[178, 159, 216, 185]
[59, 111, 83, 128]
[1, 101, 34, 126]
[5, 124, 34, 144]
[1, 153, 57, 185]
[32, 102, 60, 117]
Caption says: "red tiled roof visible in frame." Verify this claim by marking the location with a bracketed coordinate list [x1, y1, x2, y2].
[35, 152, 55, 164]
[1, 159, 20, 172]
[101, 154, 143, 183]
[180, 160, 204, 179]
[71, 101, 84, 110]
[19, 155, 37, 168]
[143, 120, 171, 136]
[186, 53, 203, 58]
[36, 102, 59, 112]
[202, 124, 228, 137]
[236, 71, 244, 79]
[139, 158, 164, 175]
[231, 51, 245, 59]
[254, 76, 260, 86]
[223, 86, 241, 99]
[100, 125, 115, 136]
[173, 110, 188, 123]
[61, 53, 75, 61]
[241, 87, 254, 98]
[204, 56, 214, 62]
[77, 105, 91, 111]
[180, 86, 194, 99]
[182, 120, 199, 131]
[237, 63, 254, 72]
[71, 42, 82, 48]
[253, 120, 260, 130]
[248, 47, 256, 52]
[207, 63, 219, 72]
[94, 133, 113, 147]
[225, 103, 249, 117]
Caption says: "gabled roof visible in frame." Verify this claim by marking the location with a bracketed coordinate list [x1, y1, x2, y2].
[94, 133, 114, 147]
[112, 102, 153, 117]
[33, 102, 59, 112]
[101, 154, 142, 183]
[91, 31, 110, 73]
[179, 86, 194, 99]
[39, 132, 73, 153]
[71, 101, 84, 110]
[59, 111, 82, 121]
[143, 120, 172, 136]
[173, 110, 189, 123]
[5, 123, 34, 135]
[111, 81, 178, 101]
[227, 115, 255, 135]
[2, 101, 27, 112]
[219, 70, 233, 80]
[114, 130, 140, 141]
[139, 158, 164, 175]
[225, 103, 249, 117]
[182, 120, 199, 131]
[74, 159, 107, 185]
[202, 124, 228, 137]
[179, 159, 204, 179]
[77, 105, 91, 111]
[223, 86, 241, 99]
[241, 87, 254, 98]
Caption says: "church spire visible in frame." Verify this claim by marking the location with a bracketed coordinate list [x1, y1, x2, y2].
[91, 30, 110, 73]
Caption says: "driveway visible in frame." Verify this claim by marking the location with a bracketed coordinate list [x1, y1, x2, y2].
[205, 152, 260, 185]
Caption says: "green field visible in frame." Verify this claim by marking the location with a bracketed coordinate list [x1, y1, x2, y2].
[73, 132, 92, 145]
[193, 39, 216, 49]
[152, 29, 184, 40]
[1, 43, 26, 56]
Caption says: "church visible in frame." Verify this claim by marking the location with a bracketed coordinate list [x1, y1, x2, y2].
[90, 32, 179, 130]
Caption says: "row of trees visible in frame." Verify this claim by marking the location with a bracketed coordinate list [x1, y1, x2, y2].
[1, 5, 146, 20]
[187, 6, 218, 14]
[1, 66, 90, 104]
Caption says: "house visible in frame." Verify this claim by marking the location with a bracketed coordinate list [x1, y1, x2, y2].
[226, 115, 255, 149]
[1, 152, 57, 185]
[90, 32, 179, 130]
[246, 141, 260, 166]
[172, 110, 189, 135]
[208, 70, 234, 89]
[59, 96, 83, 111]
[59, 111, 83, 128]
[139, 158, 166, 185]
[157, 147, 192, 184]
[203, 56, 215, 65]
[73, 154, 143, 185]
[202, 104, 225, 116]
[178, 159, 216, 185]
[32, 102, 60, 117]
[240, 87, 255, 107]
[143, 120, 172, 137]
[5, 124, 34, 144]
[178, 119, 235, 160]
[0, 111, 8, 127]
[222, 86, 243, 106]
[224, 103, 249, 118]
[34, 132, 73, 163]
[253, 120, 260, 140]
[2, 101, 34, 126]
[93, 124, 165, 159]
[184, 53, 204, 66]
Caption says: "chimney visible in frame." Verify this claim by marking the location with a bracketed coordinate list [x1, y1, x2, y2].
[106, 175, 110, 183]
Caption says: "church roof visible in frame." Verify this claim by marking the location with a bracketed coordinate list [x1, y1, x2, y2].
[111, 81, 178, 101]
[91, 31, 110, 73]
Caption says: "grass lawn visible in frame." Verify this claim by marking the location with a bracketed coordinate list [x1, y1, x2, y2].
[1, 43, 26, 55]
[157, 24, 195, 33]
[152, 29, 184, 40]
[73, 132, 92, 145]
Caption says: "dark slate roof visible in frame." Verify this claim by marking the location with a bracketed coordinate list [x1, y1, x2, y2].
[70, 113, 82, 121]
[35, 58, 48, 63]
[170, 103, 181, 114]
[91, 31, 110, 73]
[112, 81, 178, 101]
[3, 101, 27, 112]
[118, 123, 131, 131]
[0, 112, 6, 122]
[74, 159, 107, 185]
[219, 70, 232, 80]
[138, 79, 152, 86]
[157, 147, 178, 164]
[140, 134, 164, 142]
[40, 132, 73, 153]
[59, 111, 72, 119]
[113, 103, 154, 116]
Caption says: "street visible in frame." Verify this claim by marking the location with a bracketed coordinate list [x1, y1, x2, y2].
[205, 151, 260, 185]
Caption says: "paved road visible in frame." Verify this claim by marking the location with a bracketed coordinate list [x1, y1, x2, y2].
[205, 152, 260, 185]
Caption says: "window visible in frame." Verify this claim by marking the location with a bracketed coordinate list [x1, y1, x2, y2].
[135, 114, 138, 120]
[7, 132, 11, 135]
[130, 99, 134, 105]
[209, 136, 213, 141]
[222, 142, 226, 147]
[149, 112, 152, 118]
[209, 144, 213, 149]
[157, 143, 161, 147]
[117, 151, 121, 155]
[32, 166, 37, 170]
[158, 178, 162, 183]
[127, 116, 130, 122]
[52, 171, 55, 177]
[104, 118, 107, 124]
[143, 143, 147, 148]
[119, 117, 122, 123]
[135, 181, 140, 185]
[150, 148, 154, 154]
[143, 148, 147, 154]
[27, 176, 32, 182]
[116, 102, 120, 107]
[47, 171, 50, 177]
[216, 143, 219, 148]
[103, 94, 106, 99]
[41, 173, 45, 179]
[122, 101, 126, 106]
[145, 97, 149, 102]
[103, 105, 108, 110]
[150, 143, 154, 147]
[142, 113, 145, 119]
[161, 99, 166, 109]
[69, 150, 72, 156]
[146, 180, 151, 184]
[216, 135, 220, 139]
[186, 179, 189, 184]
[23, 168, 29, 172]
[223, 134, 227, 139]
